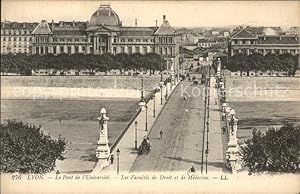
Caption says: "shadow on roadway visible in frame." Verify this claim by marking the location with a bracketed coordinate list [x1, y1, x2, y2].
[163, 156, 230, 173]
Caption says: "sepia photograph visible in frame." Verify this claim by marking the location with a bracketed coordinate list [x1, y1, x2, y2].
[1, 0, 300, 193]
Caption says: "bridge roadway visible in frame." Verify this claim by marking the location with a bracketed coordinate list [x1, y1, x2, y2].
[130, 80, 207, 172]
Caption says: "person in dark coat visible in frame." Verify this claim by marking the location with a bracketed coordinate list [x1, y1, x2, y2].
[190, 166, 195, 173]
[110, 154, 114, 164]
[160, 130, 163, 139]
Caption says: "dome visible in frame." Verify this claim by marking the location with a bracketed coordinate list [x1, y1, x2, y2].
[90, 4, 120, 26]
[263, 27, 277, 36]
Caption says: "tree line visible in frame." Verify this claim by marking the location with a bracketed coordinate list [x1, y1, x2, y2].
[1, 52, 165, 76]
[242, 122, 299, 174]
[215, 53, 299, 76]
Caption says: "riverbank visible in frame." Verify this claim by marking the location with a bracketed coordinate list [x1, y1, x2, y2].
[1, 75, 161, 90]
[1, 76, 164, 100]
[225, 76, 300, 101]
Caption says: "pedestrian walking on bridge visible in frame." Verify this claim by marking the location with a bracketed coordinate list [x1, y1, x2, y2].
[160, 130, 163, 139]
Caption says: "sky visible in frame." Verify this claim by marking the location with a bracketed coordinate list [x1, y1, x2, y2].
[1, 1, 300, 28]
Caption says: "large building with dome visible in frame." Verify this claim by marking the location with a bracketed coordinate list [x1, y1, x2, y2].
[1, 4, 180, 70]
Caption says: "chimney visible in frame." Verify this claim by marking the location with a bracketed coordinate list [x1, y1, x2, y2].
[263, 35, 266, 40]
[51, 20, 54, 29]
[155, 20, 157, 28]
[72, 20, 75, 27]
[279, 35, 282, 41]
[163, 15, 166, 21]
[135, 18, 137, 27]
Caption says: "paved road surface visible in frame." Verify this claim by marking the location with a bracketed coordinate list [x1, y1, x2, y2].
[131, 80, 206, 172]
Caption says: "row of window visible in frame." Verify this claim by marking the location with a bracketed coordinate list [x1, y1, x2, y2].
[35, 46, 87, 54]
[34, 36, 50, 43]
[53, 38, 88, 42]
[232, 48, 299, 55]
[232, 40, 256, 45]
[119, 38, 154, 43]
[1, 29, 32, 35]
[158, 37, 173, 44]
[199, 43, 215, 47]
[1, 48, 30, 54]
[2, 44, 31, 48]
[2, 42, 31, 46]
[159, 47, 174, 56]
[115, 46, 152, 54]
[1, 36, 32, 41]
[2, 35, 173, 45]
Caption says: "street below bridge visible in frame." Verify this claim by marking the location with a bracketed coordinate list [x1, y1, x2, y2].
[131, 79, 207, 172]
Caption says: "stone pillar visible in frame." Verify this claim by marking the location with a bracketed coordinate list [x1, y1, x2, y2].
[93, 36, 97, 54]
[95, 108, 110, 171]
[64, 45, 67, 54]
[56, 45, 61, 54]
[225, 108, 242, 174]
[107, 36, 112, 53]
[71, 45, 75, 54]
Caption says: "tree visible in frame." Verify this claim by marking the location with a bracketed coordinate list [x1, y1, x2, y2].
[279, 53, 297, 76]
[248, 52, 264, 74]
[228, 53, 250, 75]
[115, 53, 130, 71]
[241, 122, 300, 174]
[0, 120, 66, 173]
[295, 54, 299, 70]
[263, 53, 280, 76]
[130, 53, 145, 72]
[145, 52, 163, 75]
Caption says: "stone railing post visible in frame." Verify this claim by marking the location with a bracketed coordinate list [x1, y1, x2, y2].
[225, 108, 241, 174]
[96, 107, 110, 171]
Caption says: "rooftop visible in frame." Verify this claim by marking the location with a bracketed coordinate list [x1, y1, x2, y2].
[120, 27, 156, 36]
[154, 15, 176, 35]
[1, 21, 38, 29]
[32, 20, 52, 34]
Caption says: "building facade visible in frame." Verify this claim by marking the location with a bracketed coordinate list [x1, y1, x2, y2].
[229, 27, 300, 56]
[1, 22, 37, 54]
[1, 4, 180, 70]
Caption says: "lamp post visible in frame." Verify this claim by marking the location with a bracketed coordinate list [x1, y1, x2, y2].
[145, 105, 148, 131]
[116, 148, 120, 175]
[160, 69, 164, 105]
[165, 79, 168, 99]
[141, 77, 144, 102]
[138, 76, 146, 110]
[205, 149, 209, 174]
[134, 121, 138, 150]
[152, 93, 156, 117]
[160, 84, 163, 105]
